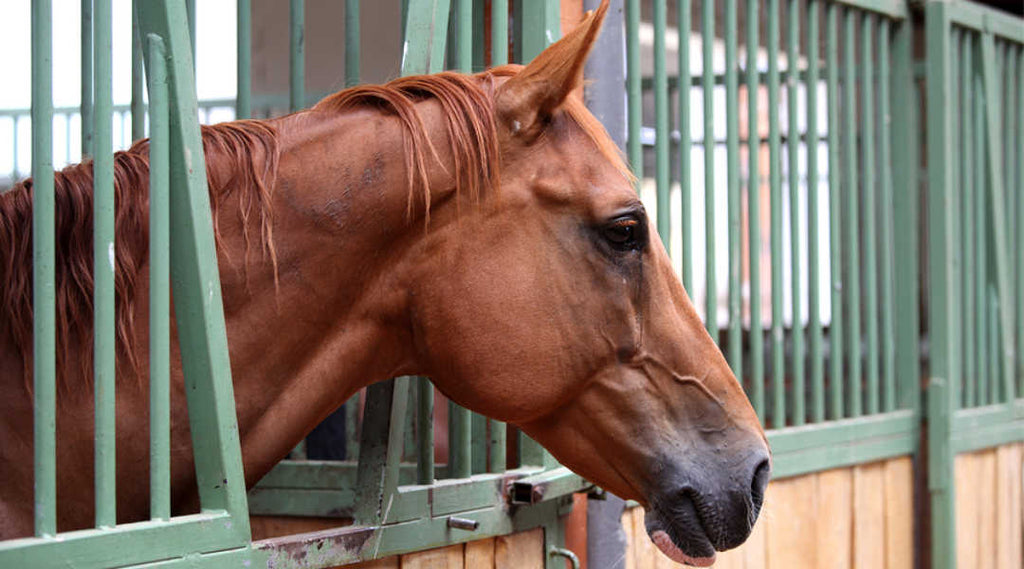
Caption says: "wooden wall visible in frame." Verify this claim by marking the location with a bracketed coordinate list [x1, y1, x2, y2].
[954, 443, 1023, 569]
[621, 457, 915, 569]
[345, 529, 544, 569]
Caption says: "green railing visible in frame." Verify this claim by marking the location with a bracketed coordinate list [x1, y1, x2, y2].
[626, 0, 920, 481]
[925, 2, 1023, 568]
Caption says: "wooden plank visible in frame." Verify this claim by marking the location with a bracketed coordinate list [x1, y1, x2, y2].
[465, 538, 495, 568]
[884, 457, 914, 569]
[816, 468, 853, 569]
[621, 508, 637, 569]
[740, 492, 769, 569]
[977, 449, 998, 569]
[852, 463, 886, 568]
[630, 507, 660, 569]
[765, 475, 818, 569]
[342, 556, 400, 569]
[994, 443, 1023, 569]
[495, 528, 544, 569]
[401, 544, 464, 569]
[955, 451, 980, 569]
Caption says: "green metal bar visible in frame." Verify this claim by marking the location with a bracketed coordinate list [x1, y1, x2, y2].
[626, 0, 641, 188]
[679, 0, 692, 292]
[925, 3, 958, 567]
[878, 19, 896, 413]
[345, 395, 360, 461]
[963, 33, 976, 409]
[471, 412, 487, 474]
[146, 32, 170, 522]
[132, 4, 145, 141]
[861, 12, 878, 416]
[842, 7, 861, 418]
[703, 0, 718, 343]
[492, 0, 508, 65]
[488, 418, 506, 472]
[807, 0, 823, 423]
[345, 0, 360, 86]
[979, 33, 1017, 409]
[974, 58, 987, 406]
[890, 14, 918, 414]
[746, 0, 763, 419]
[519, 0, 559, 62]
[236, 0, 251, 118]
[449, 400, 472, 478]
[786, 0, 803, 426]
[768, 0, 784, 428]
[826, 1, 843, 420]
[1017, 46, 1024, 399]
[654, 0, 670, 247]
[456, 0, 472, 72]
[725, 0, 741, 376]
[93, 0, 117, 529]
[290, 0, 304, 111]
[31, 0, 56, 538]
[950, 28, 963, 408]
[186, 0, 195, 68]
[81, 0, 93, 156]
[136, 0, 252, 534]
[354, 377, 410, 527]
[402, 0, 451, 74]
[416, 378, 434, 484]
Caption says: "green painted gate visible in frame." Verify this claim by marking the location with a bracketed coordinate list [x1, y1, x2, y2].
[1, 0, 1022, 568]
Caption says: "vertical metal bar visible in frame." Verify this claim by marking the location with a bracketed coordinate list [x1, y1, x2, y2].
[186, 0, 196, 68]
[93, 0, 117, 529]
[974, 58, 987, 406]
[746, 0, 763, 419]
[354, 377, 410, 527]
[679, 0, 693, 292]
[12, 116, 20, 181]
[826, 1, 843, 420]
[703, 0, 718, 343]
[654, 0, 670, 246]
[925, 4, 958, 566]
[878, 19, 896, 413]
[471, 412, 487, 474]
[891, 15, 918, 413]
[345, 0, 360, 86]
[32, 0, 56, 538]
[951, 28, 964, 407]
[1017, 46, 1024, 399]
[146, 32, 170, 522]
[786, 0, 804, 426]
[488, 416, 506, 472]
[519, 0, 559, 62]
[963, 33, 976, 408]
[345, 394, 360, 460]
[131, 4, 145, 141]
[456, 0, 472, 72]
[402, 0, 451, 74]
[416, 379, 434, 483]
[861, 13, 878, 416]
[842, 7, 861, 418]
[290, 0, 305, 112]
[81, 0, 93, 156]
[625, 0, 641, 188]
[768, 0, 784, 428]
[725, 0, 741, 376]
[237, 0, 251, 118]
[979, 33, 1016, 408]
[492, 0, 508, 65]
[806, 0, 823, 422]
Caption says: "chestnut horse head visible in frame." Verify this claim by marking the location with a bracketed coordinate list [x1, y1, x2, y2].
[0, 2, 767, 564]
[399, 4, 770, 564]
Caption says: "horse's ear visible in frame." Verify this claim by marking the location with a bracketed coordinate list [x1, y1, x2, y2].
[495, 0, 608, 141]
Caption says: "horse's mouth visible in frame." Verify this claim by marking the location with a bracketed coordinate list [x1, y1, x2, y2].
[644, 504, 717, 567]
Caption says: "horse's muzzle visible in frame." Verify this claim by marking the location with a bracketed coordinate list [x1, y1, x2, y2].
[644, 447, 771, 567]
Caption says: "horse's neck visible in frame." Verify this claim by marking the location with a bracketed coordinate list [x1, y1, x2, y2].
[219, 107, 452, 482]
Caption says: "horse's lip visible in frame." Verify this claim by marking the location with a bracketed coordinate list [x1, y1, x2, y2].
[644, 505, 717, 567]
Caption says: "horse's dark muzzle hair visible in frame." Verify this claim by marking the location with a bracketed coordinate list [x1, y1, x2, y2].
[645, 445, 771, 564]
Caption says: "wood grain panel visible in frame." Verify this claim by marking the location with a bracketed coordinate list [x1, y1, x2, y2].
[495, 528, 544, 569]
[995, 444, 1023, 569]
[621, 508, 638, 569]
[465, 538, 496, 568]
[883, 457, 914, 569]
[740, 498, 768, 569]
[956, 450, 980, 569]
[765, 475, 818, 569]
[853, 463, 886, 568]
[976, 449, 998, 569]
[816, 468, 853, 569]
[401, 544, 464, 569]
[343, 556, 399, 569]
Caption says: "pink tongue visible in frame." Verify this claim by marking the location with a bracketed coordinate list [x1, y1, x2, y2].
[650, 530, 716, 568]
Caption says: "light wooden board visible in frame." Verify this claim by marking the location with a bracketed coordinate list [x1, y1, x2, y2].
[765, 475, 818, 569]
[853, 463, 886, 568]
[956, 449, 981, 568]
[343, 556, 399, 569]
[994, 443, 1023, 569]
[816, 468, 853, 569]
[977, 449, 998, 569]
[883, 457, 914, 569]
[401, 543, 464, 569]
[465, 538, 496, 568]
[495, 528, 544, 569]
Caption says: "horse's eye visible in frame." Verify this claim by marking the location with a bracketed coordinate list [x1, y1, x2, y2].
[604, 218, 638, 248]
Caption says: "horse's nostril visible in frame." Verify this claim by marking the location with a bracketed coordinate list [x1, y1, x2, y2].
[750, 458, 771, 513]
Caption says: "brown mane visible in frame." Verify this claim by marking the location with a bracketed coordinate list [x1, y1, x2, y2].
[0, 65, 630, 390]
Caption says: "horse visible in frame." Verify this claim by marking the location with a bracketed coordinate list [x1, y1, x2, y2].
[0, 3, 769, 566]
